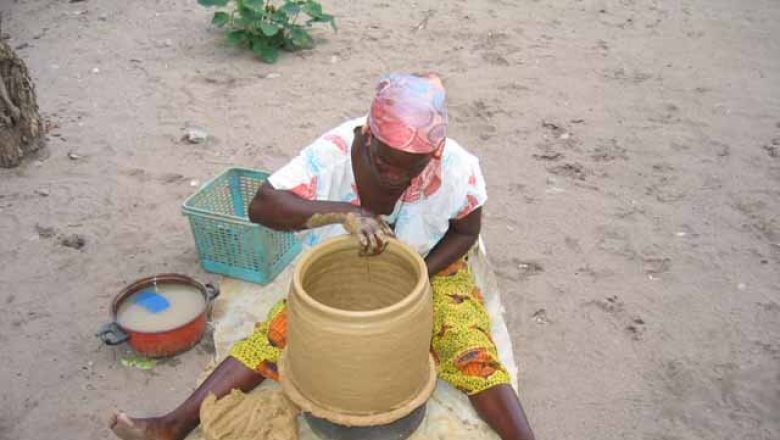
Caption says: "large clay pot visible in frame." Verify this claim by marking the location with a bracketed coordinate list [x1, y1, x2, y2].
[280, 236, 436, 426]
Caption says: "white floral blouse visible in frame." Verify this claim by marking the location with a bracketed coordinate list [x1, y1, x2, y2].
[267, 117, 487, 256]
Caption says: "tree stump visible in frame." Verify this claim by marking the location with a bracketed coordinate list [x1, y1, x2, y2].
[0, 38, 44, 168]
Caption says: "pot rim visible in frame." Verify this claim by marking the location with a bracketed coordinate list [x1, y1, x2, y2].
[291, 236, 428, 318]
[110, 273, 209, 335]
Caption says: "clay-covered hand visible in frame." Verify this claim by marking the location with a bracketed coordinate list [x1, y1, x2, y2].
[343, 212, 395, 256]
[305, 211, 395, 256]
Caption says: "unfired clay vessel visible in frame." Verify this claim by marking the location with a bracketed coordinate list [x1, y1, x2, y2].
[280, 236, 436, 427]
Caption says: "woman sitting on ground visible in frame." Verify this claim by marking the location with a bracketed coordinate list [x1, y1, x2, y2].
[110, 72, 535, 440]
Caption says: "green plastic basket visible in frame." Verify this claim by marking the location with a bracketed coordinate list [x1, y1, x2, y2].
[182, 167, 301, 285]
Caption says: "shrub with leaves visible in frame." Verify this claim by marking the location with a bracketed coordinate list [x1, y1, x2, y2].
[198, 0, 336, 63]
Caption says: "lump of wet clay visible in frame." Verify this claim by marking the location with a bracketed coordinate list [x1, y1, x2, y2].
[200, 388, 300, 440]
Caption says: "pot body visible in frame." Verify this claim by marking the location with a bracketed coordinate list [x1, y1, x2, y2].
[124, 313, 207, 358]
[281, 236, 435, 425]
[106, 274, 215, 358]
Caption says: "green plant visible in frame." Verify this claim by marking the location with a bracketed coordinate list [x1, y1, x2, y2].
[198, 0, 336, 63]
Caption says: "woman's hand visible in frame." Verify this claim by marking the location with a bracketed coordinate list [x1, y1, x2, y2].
[305, 210, 395, 256]
[342, 211, 395, 256]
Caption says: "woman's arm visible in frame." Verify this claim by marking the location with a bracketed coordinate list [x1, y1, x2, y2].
[248, 181, 360, 230]
[248, 181, 393, 255]
[424, 207, 482, 277]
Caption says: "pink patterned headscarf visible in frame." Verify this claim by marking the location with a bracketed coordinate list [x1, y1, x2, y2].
[367, 73, 448, 155]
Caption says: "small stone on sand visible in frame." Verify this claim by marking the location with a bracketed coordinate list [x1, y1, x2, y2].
[36, 224, 55, 238]
[183, 128, 208, 144]
[60, 234, 86, 249]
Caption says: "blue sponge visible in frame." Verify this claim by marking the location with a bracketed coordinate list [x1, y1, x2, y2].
[134, 290, 170, 313]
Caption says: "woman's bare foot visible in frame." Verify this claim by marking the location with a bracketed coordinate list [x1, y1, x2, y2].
[107, 358, 265, 440]
[109, 411, 181, 440]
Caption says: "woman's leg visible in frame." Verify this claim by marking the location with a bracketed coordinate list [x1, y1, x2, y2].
[110, 357, 264, 440]
[110, 301, 289, 440]
[469, 384, 535, 440]
[430, 260, 535, 440]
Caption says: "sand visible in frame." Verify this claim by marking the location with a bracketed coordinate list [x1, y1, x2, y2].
[0, 0, 778, 439]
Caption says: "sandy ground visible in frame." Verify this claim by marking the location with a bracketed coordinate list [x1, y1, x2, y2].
[1, 0, 778, 439]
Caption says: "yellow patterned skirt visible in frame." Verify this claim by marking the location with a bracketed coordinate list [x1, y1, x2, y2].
[230, 259, 511, 395]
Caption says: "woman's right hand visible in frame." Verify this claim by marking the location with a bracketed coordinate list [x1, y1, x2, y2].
[342, 211, 395, 256]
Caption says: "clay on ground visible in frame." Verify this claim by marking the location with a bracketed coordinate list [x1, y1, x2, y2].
[200, 388, 299, 440]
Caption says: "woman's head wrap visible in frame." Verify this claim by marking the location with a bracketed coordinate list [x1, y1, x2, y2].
[367, 73, 448, 155]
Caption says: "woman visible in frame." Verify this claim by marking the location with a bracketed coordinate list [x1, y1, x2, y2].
[111, 73, 535, 440]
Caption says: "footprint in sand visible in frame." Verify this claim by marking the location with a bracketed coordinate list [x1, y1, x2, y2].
[595, 226, 636, 258]
[761, 137, 779, 158]
[564, 236, 581, 253]
[643, 257, 671, 278]
[645, 175, 687, 202]
[584, 295, 648, 341]
[158, 173, 186, 184]
[532, 151, 563, 162]
[625, 317, 646, 341]
[120, 168, 150, 182]
[547, 162, 587, 180]
[482, 52, 510, 66]
[590, 139, 628, 162]
[495, 257, 544, 281]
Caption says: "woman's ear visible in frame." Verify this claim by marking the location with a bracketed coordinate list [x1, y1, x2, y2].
[357, 125, 374, 148]
[361, 125, 373, 145]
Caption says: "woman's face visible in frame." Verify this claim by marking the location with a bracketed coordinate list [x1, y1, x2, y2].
[361, 128, 433, 191]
